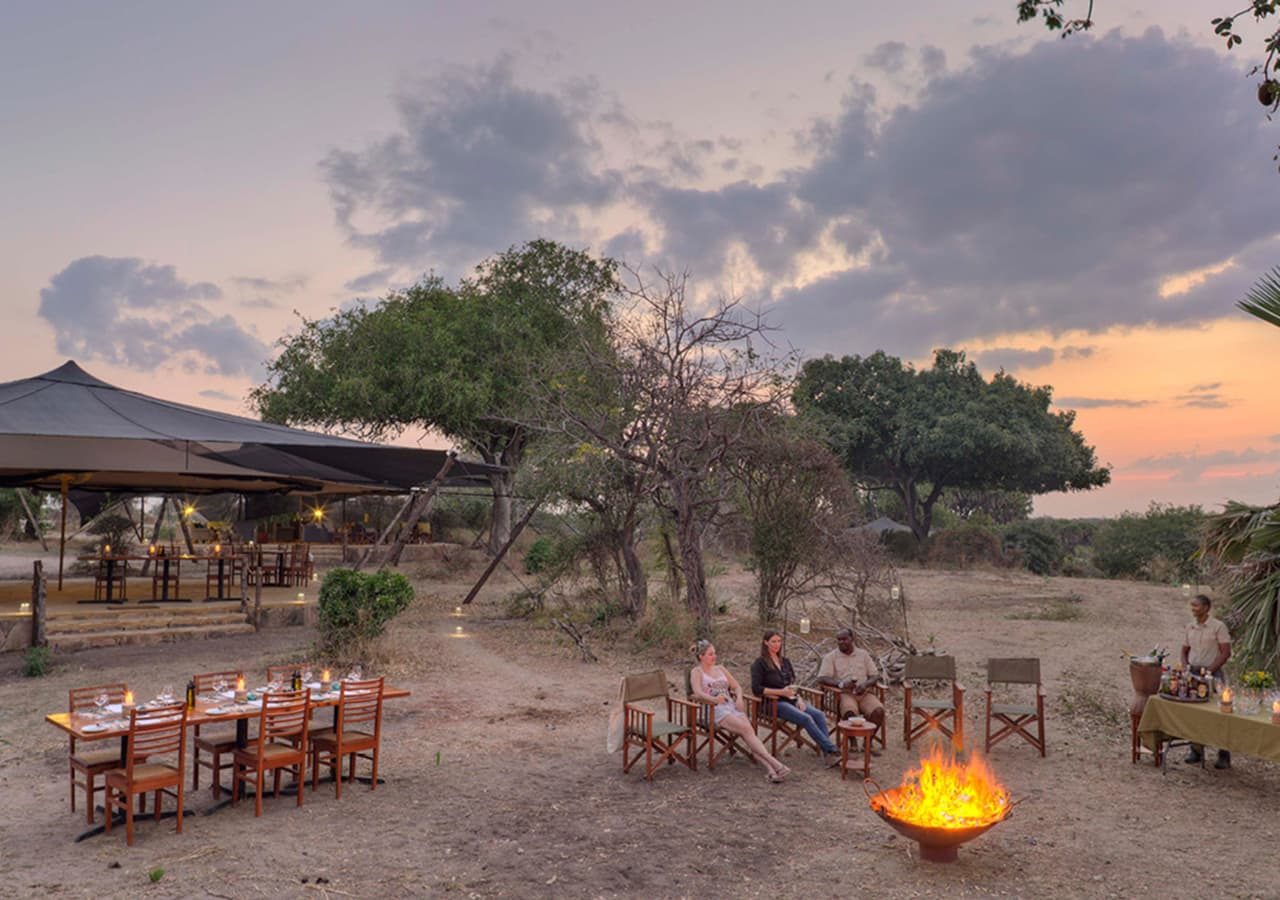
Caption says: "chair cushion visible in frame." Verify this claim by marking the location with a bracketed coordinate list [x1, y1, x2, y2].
[72, 747, 123, 768]
[912, 698, 957, 710]
[195, 731, 240, 752]
[628, 719, 689, 739]
[234, 742, 303, 766]
[105, 763, 179, 786]
[312, 730, 374, 750]
[992, 702, 1037, 717]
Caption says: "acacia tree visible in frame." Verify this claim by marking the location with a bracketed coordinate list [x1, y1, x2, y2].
[725, 422, 859, 623]
[252, 240, 618, 555]
[794, 349, 1110, 545]
[541, 268, 794, 635]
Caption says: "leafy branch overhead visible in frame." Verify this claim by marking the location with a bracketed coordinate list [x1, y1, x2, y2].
[1017, 1, 1280, 164]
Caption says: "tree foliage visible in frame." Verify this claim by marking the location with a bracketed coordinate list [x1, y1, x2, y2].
[794, 349, 1109, 544]
[1092, 503, 1206, 580]
[252, 240, 619, 554]
[1201, 501, 1280, 672]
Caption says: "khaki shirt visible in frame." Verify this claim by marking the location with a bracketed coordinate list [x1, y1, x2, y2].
[1184, 616, 1230, 670]
[818, 647, 877, 684]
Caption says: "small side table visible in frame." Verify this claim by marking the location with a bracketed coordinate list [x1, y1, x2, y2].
[837, 720, 876, 781]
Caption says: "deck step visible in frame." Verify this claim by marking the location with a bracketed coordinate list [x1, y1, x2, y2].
[46, 612, 249, 635]
[47, 622, 257, 653]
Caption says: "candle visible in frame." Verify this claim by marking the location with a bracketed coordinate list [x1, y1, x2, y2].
[455, 625, 463, 634]
[321, 668, 331, 684]
[1272, 700, 1280, 725]
[214, 542, 222, 555]
[296, 592, 305, 603]
[236, 675, 245, 691]
[123, 690, 133, 705]
[891, 585, 901, 601]
[103, 544, 111, 556]
[1181, 583, 1192, 597]
[1220, 687, 1233, 714]
[148, 544, 156, 556]
[799, 616, 810, 634]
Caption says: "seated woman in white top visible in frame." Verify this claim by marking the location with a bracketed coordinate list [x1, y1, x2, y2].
[689, 639, 790, 783]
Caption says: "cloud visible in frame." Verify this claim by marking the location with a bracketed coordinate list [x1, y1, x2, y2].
[1054, 396, 1153, 409]
[322, 56, 621, 277]
[1177, 383, 1230, 409]
[344, 268, 397, 293]
[865, 41, 909, 74]
[198, 389, 237, 402]
[1059, 345, 1096, 360]
[1129, 446, 1280, 480]
[38, 256, 267, 377]
[232, 275, 307, 293]
[239, 297, 278, 309]
[974, 345, 1055, 371]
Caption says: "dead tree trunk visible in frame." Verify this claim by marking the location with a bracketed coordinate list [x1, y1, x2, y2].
[31, 561, 47, 647]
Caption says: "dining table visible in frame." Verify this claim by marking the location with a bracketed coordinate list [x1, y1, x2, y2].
[1137, 694, 1280, 769]
[46, 682, 411, 840]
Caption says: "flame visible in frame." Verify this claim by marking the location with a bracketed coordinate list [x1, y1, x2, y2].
[1221, 687, 1233, 703]
[872, 743, 1011, 829]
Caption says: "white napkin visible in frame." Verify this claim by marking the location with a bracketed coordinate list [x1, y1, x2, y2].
[218, 690, 235, 700]
[307, 681, 323, 690]
[106, 703, 123, 714]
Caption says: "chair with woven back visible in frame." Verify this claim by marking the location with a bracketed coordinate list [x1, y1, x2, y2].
[311, 677, 385, 798]
[684, 670, 746, 770]
[816, 682, 889, 752]
[283, 543, 311, 586]
[205, 555, 244, 600]
[903, 655, 965, 749]
[68, 683, 128, 823]
[750, 688, 828, 759]
[150, 551, 180, 602]
[93, 557, 127, 602]
[191, 669, 244, 799]
[621, 671, 697, 781]
[102, 702, 188, 846]
[231, 688, 311, 817]
[985, 657, 1046, 756]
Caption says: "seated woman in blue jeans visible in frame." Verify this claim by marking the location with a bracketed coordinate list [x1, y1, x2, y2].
[750, 630, 840, 766]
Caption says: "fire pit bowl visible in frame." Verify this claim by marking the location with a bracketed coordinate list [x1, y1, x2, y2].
[868, 783, 1012, 862]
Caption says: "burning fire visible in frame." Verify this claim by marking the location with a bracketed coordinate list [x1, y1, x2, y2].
[871, 742, 1011, 829]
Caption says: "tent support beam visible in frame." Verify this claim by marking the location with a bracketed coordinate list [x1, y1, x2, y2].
[16, 489, 48, 552]
[57, 477, 69, 590]
[462, 499, 541, 605]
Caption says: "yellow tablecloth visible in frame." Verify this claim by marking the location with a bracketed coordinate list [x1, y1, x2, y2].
[1138, 696, 1280, 762]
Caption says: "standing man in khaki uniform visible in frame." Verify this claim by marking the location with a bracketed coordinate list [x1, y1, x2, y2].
[1181, 594, 1232, 768]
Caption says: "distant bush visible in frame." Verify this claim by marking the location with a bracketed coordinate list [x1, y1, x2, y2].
[927, 523, 1003, 568]
[524, 536, 557, 574]
[22, 645, 50, 678]
[318, 568, 414, 658]
[1093, 504, 1205, 581]
[880, 530, 922, 563]
[1002, 520, 1063, 575]
[429, 495, 491, 538]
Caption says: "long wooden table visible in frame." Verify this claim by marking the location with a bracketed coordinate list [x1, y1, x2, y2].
[46, 684, 411, 838]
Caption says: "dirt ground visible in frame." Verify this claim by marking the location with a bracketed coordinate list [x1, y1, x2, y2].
[0, 561, 1276, 899]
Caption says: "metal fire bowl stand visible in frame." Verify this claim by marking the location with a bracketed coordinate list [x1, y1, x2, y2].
[866, 782, 1012, 863]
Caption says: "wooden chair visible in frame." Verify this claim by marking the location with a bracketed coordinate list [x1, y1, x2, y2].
[684, 671, 747, 770]
[205, 555, 244, 600]
[268, 663, 332, 738]
[192, 669, 245, 798]
[103, 702, 187, 846]
[621, 671, 697, 781]
[817, 683, 888, 752]
[984, 657, 1046, 756]
[903, 655, 965, 749]
[68, 683, 128, 823]
[231, 689, 311, 817]
[150, 553, 180, 601]
[750, 688, 826, 758]
[283, 543, 312, 586]
[93, 558, 127, 602]
[311, 677, 385, 798]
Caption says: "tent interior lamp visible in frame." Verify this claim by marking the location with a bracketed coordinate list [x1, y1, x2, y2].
[311, 506, 326, 522]
[182, 503, 196, 519]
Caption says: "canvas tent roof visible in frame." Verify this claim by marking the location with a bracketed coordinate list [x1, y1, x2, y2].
[857, 516, 914, 535]
[0, 361, 501, 494]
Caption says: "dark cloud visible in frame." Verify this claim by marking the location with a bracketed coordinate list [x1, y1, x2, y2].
[344, 268, 397, 293]
[865, 41, 909, 74]
[232, 275, 307, 293]
[1059, 345, 1096, 360]
[1129, 446, 1280, 480]
[322, 57, 621, 277]
[974, 345, 1055, 371]
[1054, 396, 1153, 409]
[1188, 382, 1222, 393]
[919, 45, 947, 74]
[38, 256, 266, 377]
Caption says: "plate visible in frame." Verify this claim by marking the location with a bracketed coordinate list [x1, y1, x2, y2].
[83, 724, 108, 733]
[844, 717, 868, 727]
[1158, 692, 1210, 703]
[206, 707, 226, 715]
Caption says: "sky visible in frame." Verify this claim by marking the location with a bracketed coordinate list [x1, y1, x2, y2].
[3, 1, 1279, 518]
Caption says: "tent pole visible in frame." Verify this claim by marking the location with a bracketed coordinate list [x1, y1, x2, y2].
[16, 489, 48, 552]
[462, 498, 541, 605]
[57, 476, 69, 590]
[341, 497, 348, 564]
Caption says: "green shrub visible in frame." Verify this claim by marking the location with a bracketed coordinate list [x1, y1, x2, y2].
[880, 530, 922, 563]
[927, 523, 1002, 568]
[318, 568, 414, 657]
[22, 645, 50, 678]
[1002, 520, 1063, 575]
[1093, 504, 1205, 580]
[524, 536, 556, 574]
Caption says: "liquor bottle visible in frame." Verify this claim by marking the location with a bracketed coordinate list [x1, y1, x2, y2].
[1169, 667, 1179, 696]
[292, 669, 302, 692]
[185, 679, 196, 709]
[1196, 673, 1209, 700]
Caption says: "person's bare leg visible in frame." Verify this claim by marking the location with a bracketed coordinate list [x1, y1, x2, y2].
[721, 715, 787, 776]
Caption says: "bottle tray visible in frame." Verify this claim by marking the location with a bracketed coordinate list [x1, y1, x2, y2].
[1157, 691, 1210, 703]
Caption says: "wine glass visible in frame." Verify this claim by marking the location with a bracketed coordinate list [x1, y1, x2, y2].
[213, 676, 227, 697]
[94, 691, 109, 718]
[160, 684, 174, 704]
[301, 667, 313, 686]
[267, 679, 282, 694]
[348, 664, 362, 682]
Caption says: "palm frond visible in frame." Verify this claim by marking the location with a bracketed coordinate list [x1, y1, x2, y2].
[1237, 266, 1280, 329]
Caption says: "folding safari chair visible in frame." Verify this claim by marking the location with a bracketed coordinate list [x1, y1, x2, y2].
[984, 657, 1046, 756]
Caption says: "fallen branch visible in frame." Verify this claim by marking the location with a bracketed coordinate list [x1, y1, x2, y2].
[553, 617, 597, 662]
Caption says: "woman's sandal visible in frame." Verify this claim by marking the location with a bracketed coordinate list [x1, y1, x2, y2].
[767, 771, 786, 783]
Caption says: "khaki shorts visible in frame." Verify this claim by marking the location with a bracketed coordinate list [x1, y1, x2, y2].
[838, 690, 883, 718]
